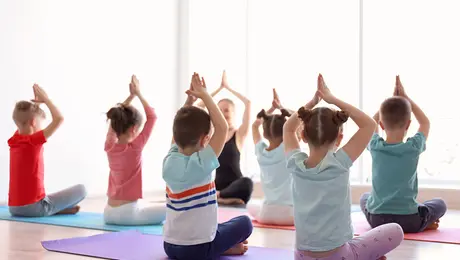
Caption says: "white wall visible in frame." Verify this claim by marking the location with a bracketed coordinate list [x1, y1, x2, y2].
[0, 0, 178, 200]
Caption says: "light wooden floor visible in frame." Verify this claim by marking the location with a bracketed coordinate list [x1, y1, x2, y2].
[1, 197, 459, 259]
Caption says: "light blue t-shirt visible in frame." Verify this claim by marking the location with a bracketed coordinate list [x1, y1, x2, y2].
[162, 144, 219, 191]
[162, 144, 221, 245]
[287, 148, 353, 252]
[255, 141, 293, 206]
[366, 132, 426, 215]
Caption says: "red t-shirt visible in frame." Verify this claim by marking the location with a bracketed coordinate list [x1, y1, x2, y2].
[8, 130, 47, 206]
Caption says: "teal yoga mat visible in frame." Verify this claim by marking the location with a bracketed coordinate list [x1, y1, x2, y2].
[0, 206, 163, 235]
[0, 205, 361, 233]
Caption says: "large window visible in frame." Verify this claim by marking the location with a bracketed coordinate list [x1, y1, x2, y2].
[0, 0, 178, 197]
[363, 1, 460, 187]
[246, 0, 360, 180]
[187, 1, 460, 187]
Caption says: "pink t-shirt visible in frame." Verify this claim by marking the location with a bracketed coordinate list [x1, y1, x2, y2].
[105, 107, 157, 201]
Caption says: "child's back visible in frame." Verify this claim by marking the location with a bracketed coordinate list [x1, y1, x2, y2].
[256, 141, 292, 205]
[163, 142, 219, 244]
[162, 73, 252, 260]
[103, 75, 165, 226]
[367, 132, 425, 214]
[248, 102, 294, 226]
[288, 148, 353, 249]
[8, 84, 86, 217]
[284, 74, 402, 260]
[361, 76, 446, 233]
[8, 130, 46, 207]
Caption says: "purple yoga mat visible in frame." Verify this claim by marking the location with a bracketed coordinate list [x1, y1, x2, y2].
[42, 231, 293, 259]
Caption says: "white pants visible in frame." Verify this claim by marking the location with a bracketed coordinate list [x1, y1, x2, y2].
[247, 200, 294, 226]
[103, 200, 166, 226]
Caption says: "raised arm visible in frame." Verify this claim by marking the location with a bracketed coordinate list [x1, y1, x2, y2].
[195, 85, 224, 108]
[189, 73, 228, 156]
[130, 75, 157, 147]
[283, 93, 320, 153]
[171, 85, 199, 145]
[252, 118, 263, 145]
[104, 94, 135, 149]
[396, 75, 430, 139]
[372, 111, 380, 133]
[317, 74, 376, 162]
[272, 88, 295, 114]
[221, 71, 251, 147]
[31, 84, 64, 139]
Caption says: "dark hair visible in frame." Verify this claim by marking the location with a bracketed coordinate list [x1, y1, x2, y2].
[173, 106, 211, 148]
[380, 97, 411, 130]
[13, 100, 45, 126]
[257, 109, 291, 140]
[298, 106, 349, 147]
[106, 104, 142, 136]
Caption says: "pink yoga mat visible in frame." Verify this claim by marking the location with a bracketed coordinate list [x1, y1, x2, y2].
[218, 209, 295, 231]
[351, 213, 460, 244]
[42, 230, 294, 259]
[219, 209, 460, 244]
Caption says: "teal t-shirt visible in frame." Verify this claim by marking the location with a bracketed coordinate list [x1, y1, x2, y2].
[366, 132, 426, 215]
[255, 141, 292, 206]
[287, 148, 353, 252]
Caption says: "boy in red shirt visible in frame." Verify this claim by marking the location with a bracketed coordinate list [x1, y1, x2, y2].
[8, 84, 86, 217]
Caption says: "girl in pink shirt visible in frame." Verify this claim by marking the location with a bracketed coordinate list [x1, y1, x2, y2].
[104, 75, 165, 225]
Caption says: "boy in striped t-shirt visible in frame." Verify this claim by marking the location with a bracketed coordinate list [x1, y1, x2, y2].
[162, 73, 253, 260]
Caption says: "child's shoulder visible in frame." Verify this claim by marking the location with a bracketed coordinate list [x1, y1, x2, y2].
[8, 130, 46, 146]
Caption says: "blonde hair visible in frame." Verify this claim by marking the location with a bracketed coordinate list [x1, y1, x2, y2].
[13, 101, 45, 127]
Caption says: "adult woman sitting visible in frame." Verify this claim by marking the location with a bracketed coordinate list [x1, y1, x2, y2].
[196, 71, 253, 205]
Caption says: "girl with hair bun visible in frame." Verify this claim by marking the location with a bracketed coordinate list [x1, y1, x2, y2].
[104, 75, 165, 226]
[248, 88, 295, 225]
[284, 74, 403, 260]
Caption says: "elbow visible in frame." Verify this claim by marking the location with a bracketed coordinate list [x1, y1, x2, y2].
[244, 100, 251, 107]
[370, 119, 378, 129]
[367, 120, 377, 132]
[55, 115, 64, 125]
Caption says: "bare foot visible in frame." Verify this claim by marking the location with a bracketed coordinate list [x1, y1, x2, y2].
[55, 206, 80, 215]
[223, 240, 249, 256]
[217, 197, 245, 205]
[426, 220, 440, 230]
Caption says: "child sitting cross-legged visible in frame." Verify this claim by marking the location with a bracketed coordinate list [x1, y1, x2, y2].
[162, 73, 253, 260]
[285, 74, 403, 260]
[247, 88, 294, 226]
[360, 75, 447, 233]
[8, 84, 86, 217]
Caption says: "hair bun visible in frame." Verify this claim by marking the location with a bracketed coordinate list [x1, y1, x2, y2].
[256, 109, 269, 120]
[107, 106, 124, 121]
[297, 107, 312, 122]
[333, 110, 349, 125]
[280, 108, 291, 118]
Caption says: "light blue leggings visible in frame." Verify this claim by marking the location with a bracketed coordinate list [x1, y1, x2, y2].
[9, 184, 87, 217]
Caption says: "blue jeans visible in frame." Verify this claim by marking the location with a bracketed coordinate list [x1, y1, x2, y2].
[9, 184, 87, 217]
[360, 192, 447, 233]
[164, 216, 253, 260]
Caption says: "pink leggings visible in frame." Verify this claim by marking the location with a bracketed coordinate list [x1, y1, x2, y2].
[296, 223, 403, 260]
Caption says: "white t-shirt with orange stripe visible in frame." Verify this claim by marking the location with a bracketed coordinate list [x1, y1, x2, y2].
[162, 144, 219, 245]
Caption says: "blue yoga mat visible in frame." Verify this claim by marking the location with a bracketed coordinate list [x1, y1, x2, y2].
[0, 206, 163, 235]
